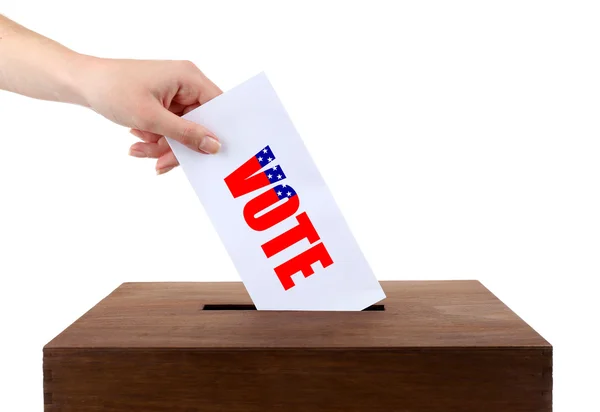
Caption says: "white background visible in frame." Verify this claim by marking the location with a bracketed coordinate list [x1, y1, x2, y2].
[0, 1, 598, 410]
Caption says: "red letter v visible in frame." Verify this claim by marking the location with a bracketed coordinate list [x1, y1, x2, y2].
[225, 145, 278, 198]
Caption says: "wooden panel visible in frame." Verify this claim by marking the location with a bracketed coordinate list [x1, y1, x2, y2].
[45, 281, 549, 349]
[44, 348, 551, 412]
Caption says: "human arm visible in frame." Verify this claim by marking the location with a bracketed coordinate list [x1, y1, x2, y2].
[0, 14, 221, 174]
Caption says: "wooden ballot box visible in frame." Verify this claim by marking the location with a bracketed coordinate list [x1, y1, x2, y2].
[43, 281, 552, 411]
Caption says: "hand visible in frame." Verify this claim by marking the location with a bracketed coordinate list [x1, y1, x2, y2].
[79, 57, 222, 174]
[0, 16, 221, 175]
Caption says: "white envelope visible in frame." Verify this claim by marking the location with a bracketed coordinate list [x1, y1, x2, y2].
[167, 73, 385, 310]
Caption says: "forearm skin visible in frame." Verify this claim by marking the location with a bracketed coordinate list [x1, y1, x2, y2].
[0, 15, 90, 106]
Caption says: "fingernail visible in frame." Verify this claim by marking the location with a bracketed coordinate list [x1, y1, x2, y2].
[199, 136, 221, 154]
[156, 166, 175, 175]
[129, 148, 147, 158]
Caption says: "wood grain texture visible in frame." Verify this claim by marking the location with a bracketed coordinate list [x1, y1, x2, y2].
[46, 281, 548, 348]
[43, 281, 552, 411]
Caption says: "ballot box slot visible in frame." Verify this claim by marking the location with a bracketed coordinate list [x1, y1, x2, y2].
[202, 304, 385, 311]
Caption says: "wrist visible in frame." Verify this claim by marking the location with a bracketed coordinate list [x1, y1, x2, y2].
[65, 53, 102, 107]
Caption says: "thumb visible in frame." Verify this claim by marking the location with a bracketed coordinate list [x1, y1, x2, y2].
[144, 105, 221, 154]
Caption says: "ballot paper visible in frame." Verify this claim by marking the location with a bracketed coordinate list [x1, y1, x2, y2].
[166, 73, 385, 310]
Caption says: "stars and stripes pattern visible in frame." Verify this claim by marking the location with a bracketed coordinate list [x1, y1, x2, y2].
[255, 146, 275, 167]
[273, 184, 297, 200]
[263, 165, 286, 183]
[255, 145, 287, 184]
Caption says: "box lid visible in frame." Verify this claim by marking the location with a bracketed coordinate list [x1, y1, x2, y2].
[45, 281, 549, 350]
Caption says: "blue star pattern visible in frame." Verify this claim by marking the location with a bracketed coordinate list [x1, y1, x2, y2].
[273, 184, 297, 200]
[263, 166, 286, 183]
[255, 145, 275, 167]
